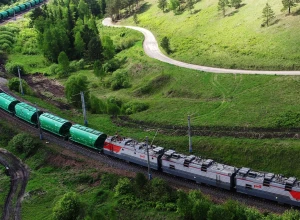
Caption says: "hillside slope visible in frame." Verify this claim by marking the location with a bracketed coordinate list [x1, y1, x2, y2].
[121, 0, 300, 70]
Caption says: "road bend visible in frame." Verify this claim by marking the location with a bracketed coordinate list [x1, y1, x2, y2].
[0, 149, 29, 220]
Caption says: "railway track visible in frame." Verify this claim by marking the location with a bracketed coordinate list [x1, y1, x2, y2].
[0, 87, 293, 215]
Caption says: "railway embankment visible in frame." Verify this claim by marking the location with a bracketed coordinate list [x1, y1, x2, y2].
[0, 149, 29, 220]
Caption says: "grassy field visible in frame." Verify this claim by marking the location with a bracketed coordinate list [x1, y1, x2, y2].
[120, 0, 300, 70]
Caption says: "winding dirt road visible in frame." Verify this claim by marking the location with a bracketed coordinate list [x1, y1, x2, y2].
[0, 149, 29, 220]
[102, 18, 300, 76]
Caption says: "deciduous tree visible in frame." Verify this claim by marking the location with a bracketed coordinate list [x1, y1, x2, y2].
[65, 74, 89, 108]
[218, 0, 229, 17]
[282, 0, 298, 14]
[158, 0, 168, 12]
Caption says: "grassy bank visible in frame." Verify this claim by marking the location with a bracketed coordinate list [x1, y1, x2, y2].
[121, 0, 300, 70]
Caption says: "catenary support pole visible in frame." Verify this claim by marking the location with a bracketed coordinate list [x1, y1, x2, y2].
[80, 91, 88, 126]
[18, 67, 24, 95]
[35, 104, 43, 140]
[188, 115, 192, 153]
[146, 136, 152, 180]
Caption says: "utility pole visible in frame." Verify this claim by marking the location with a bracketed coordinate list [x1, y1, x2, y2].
[35, 104, 43, 140]
[80, 91, 88, 126]
[146, 136, 152, 180]
[188, 115, 192, 153]
[18, 66, 24, 95]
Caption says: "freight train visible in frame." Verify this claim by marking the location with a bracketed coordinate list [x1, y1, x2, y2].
[1, 91, 300, 207]
[0, 0, 44, 23]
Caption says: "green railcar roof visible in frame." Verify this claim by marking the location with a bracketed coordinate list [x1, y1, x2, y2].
[15, 102, 37, 113]
[71, 124, 103, 135]
[41, 113, 70, 124]
[0, 93, 18, 102]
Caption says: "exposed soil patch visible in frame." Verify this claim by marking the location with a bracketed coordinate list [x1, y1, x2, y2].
[23, 73, 70, 110]
[46, 147, 135, 178]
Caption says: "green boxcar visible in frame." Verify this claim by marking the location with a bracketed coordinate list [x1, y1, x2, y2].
[15, 102, 43, 125]
[70, 124, 107, 151]
[30, 0, 36, 7]
[0, 93, 20, 113]
[18, 4, 26, 11]
[5, 8, 15, 16]
[39, 113, 72, 137]
[12, 6, 20, 13]
[24, 2, 31, 9]
[0, 11, 9, 20]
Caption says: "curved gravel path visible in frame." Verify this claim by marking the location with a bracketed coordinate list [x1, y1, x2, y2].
[102, 18, 300, 76]
[0, 149, 29, 220]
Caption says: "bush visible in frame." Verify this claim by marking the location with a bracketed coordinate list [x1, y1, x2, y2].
[8, 77, 32, 95]
[53, 192, 85, 220]
[114, 178, 133, 197]
[274, 111, 300, 128]
[6, 62, 26, 75]
[109, 70, 131, 90]
[103, 57, 127, 73]
[48, 63, 59, 75]
[90, 95, 106, 114]
[8, 133, 40, 157]
[69, 59, 85, 72]
[122, 101, 149, 115]
[0, 50, 8, 63]
[101, 173, 120, 190]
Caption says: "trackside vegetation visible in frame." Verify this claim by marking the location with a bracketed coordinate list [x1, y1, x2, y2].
[1, 121, 300, 219]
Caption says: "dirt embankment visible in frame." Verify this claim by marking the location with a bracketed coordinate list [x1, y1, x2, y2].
[0, 149, 29, 220]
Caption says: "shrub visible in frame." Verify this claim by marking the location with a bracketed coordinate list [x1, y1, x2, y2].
[53, 192, 85, 220]
[103, 57, 127, 73]
[90, 95, 106, 114]
[274, 111, 300, 128]
[122, 101, 149, 115]
[0, 50, 8, 63]
[48, 63, 59, 75]
[109, 70, 131, 90]
[101, 173, 120, 190]
[8, 133, 40, 157]
[8, 77, 32, 95]
[5, 62, 26, 75]
[114, 178, 133, 197]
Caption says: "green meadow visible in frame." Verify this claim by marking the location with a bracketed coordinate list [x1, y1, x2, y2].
[121, 0, 300, 70]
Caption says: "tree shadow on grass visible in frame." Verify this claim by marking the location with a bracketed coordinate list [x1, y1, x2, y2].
[137, 2, 152, 14]
[226, 10, 239, 17]
[293, 9, 300, 16]
[192, 9, 202, 14]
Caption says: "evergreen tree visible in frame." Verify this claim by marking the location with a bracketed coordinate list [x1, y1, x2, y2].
[169, 0, 180, 12]
[282, 0, 298, 14]
[102, 36, 115, 60]
[93, 60, 105, 80]
[74, 32, 85, 57]
[160, 36, 171, 54]
[87, 36, 103, 61]
[57, 51, 70, 77]
[262, 3, 275, 27]
[218, 0, 229, 17]
[133, 13, 138, 24]
[158, 0, 167, 12]
[230, 0, 242, 9]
